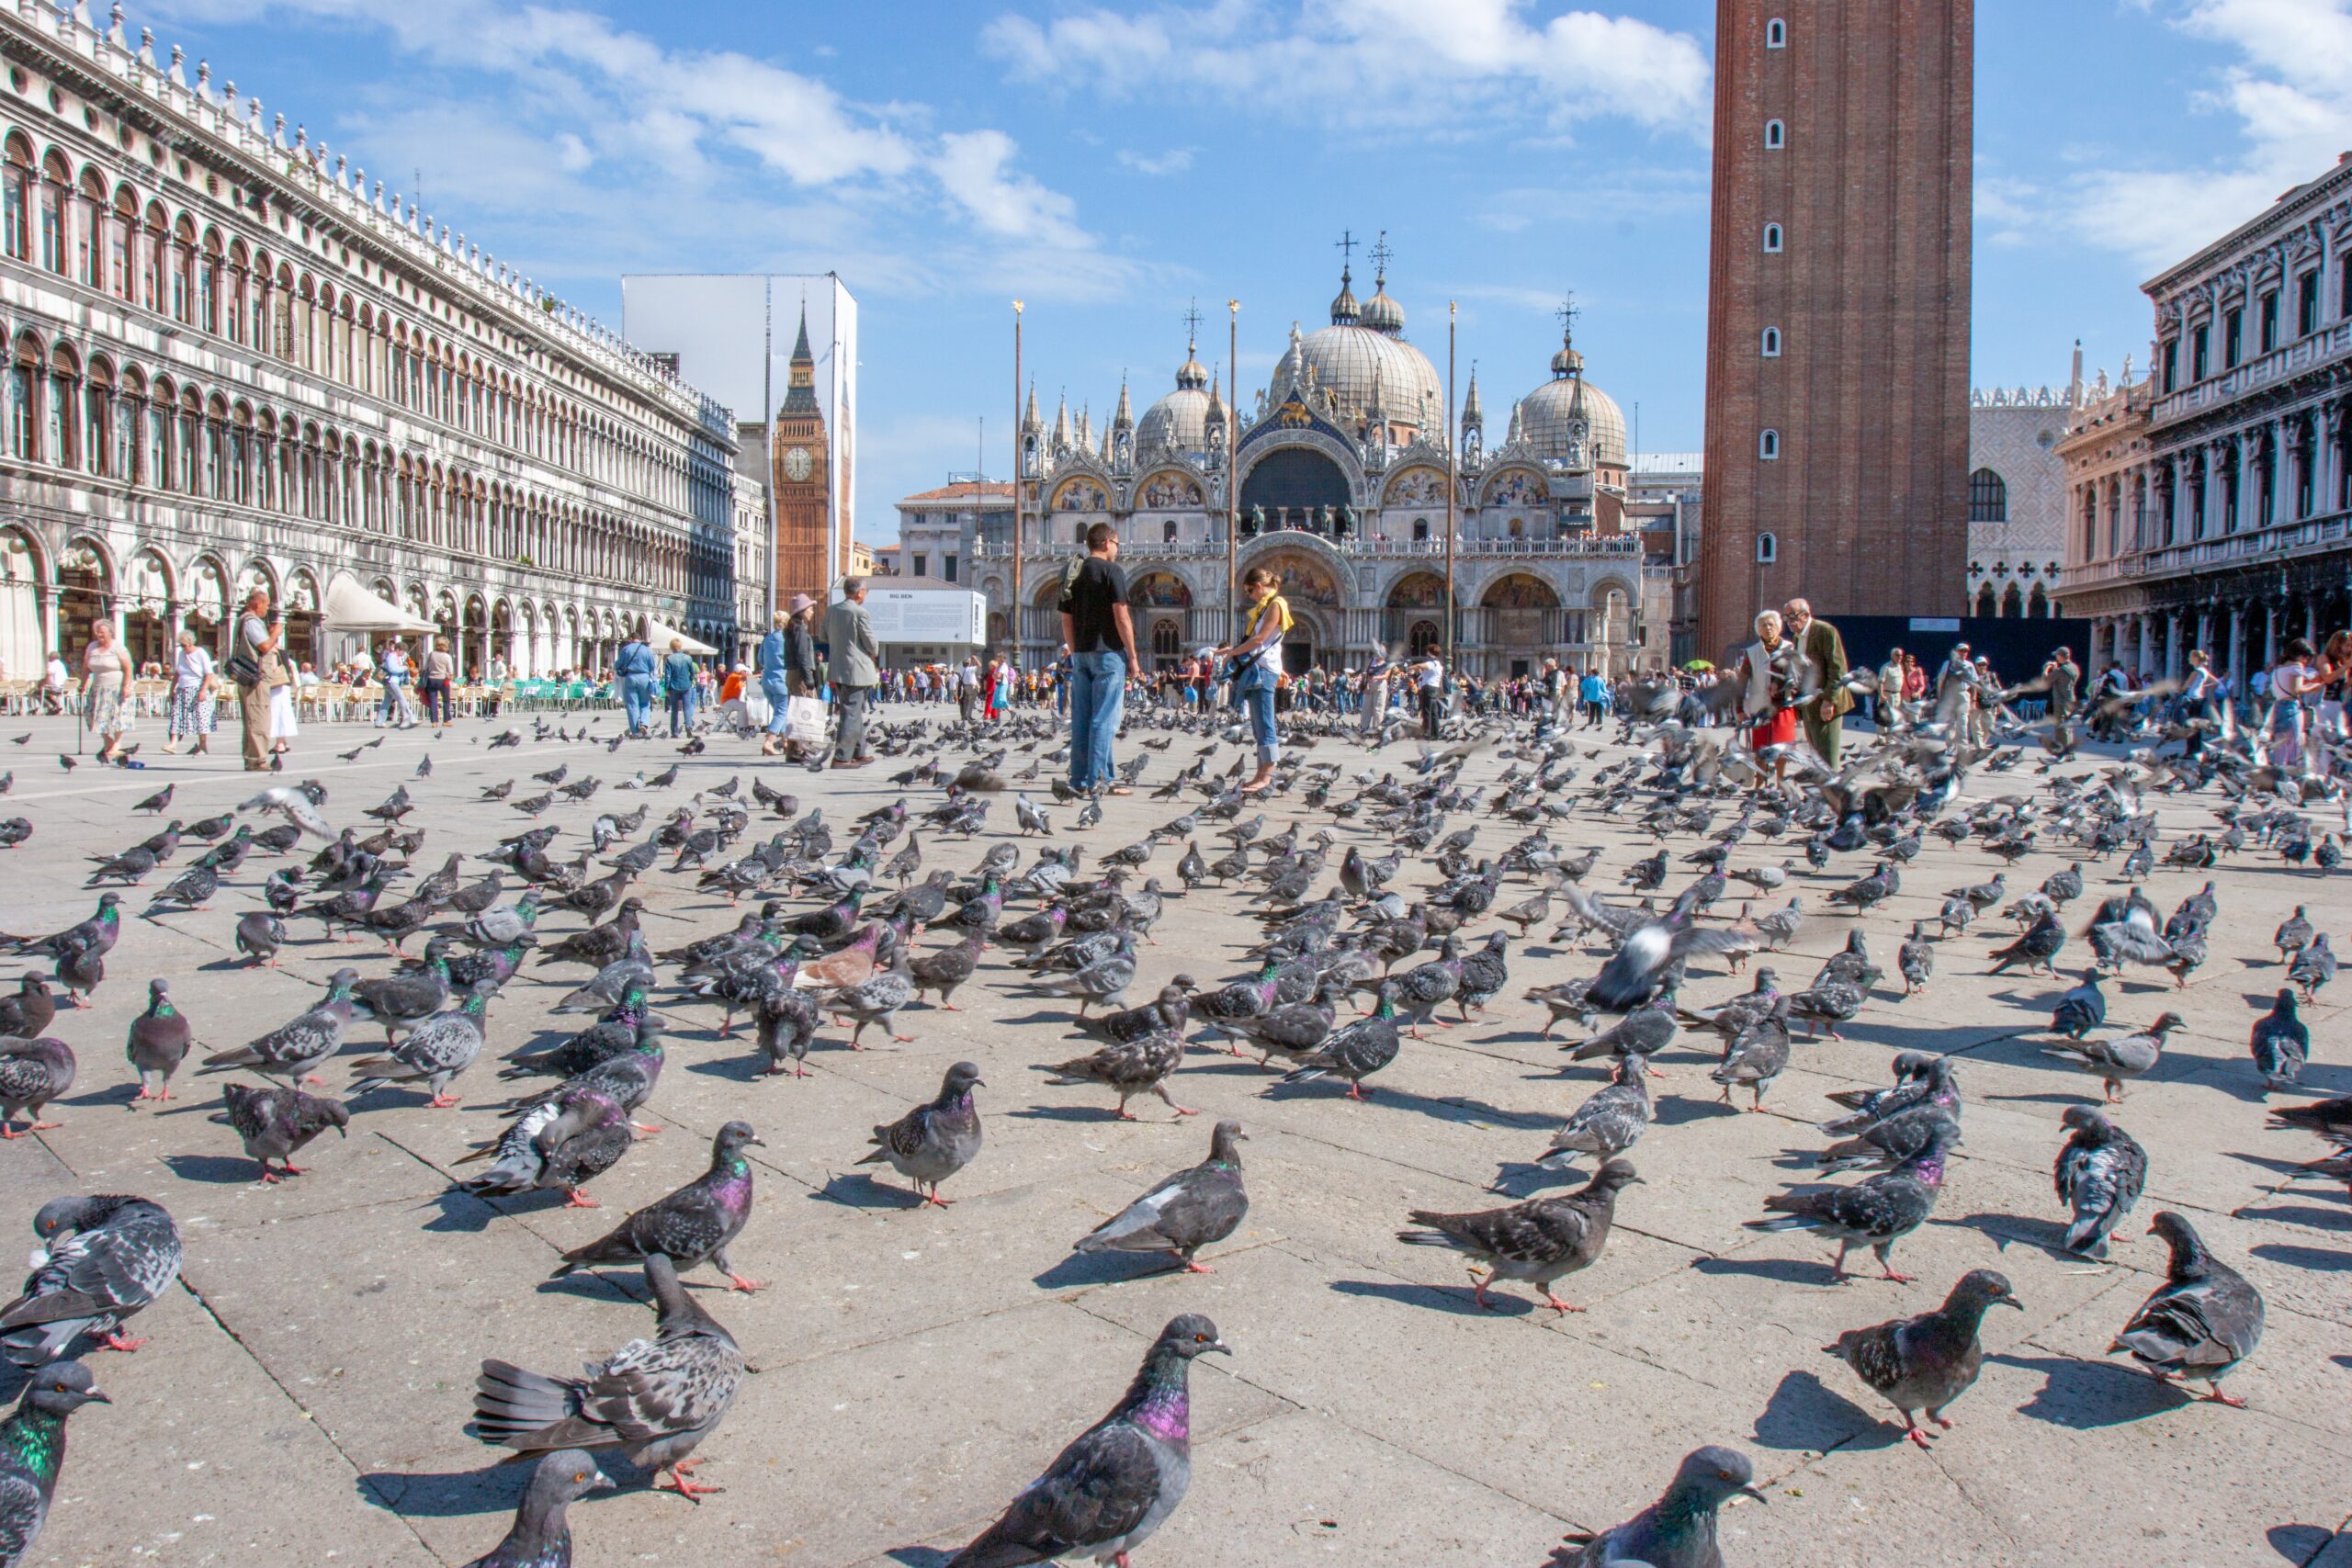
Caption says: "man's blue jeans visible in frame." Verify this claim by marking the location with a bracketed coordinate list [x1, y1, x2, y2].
[1068, 649, 1126, 790]
[619, 674, 654, 732]
[666, 688, 694, 737]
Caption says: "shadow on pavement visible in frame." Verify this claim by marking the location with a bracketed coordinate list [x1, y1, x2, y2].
[1751, 1369, 1886, 1452]
[1989, 1351, 2184, 1428]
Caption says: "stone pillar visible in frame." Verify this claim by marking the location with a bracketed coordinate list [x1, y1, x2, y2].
[2264, 604, 2280, 669]
[2165, 612, 2183, 680]
[2275, 416, 2293, 524]
[2228, 604, 2247, 686]
[2305, 598, 2319, 643]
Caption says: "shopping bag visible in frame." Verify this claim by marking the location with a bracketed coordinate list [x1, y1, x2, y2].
[786, 694, 827, 747]
[742, 687, 772, 727]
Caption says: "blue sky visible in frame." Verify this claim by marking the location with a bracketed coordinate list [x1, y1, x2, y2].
[146, 0, 2352, 538]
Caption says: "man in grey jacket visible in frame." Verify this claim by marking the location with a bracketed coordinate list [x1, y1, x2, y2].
[819, 576, 881, 770]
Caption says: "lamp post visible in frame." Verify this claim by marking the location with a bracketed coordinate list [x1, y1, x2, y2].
[1012, 299, 1023, 655]
[1227, 298, 1239, 643]
[1444, 299, 1457, 674]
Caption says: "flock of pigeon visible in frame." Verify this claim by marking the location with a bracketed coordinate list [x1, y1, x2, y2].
[0, 671, 2337, 1567]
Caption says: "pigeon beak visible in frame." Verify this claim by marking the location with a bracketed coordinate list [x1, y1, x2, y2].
[84, 1386, 111, 1404]
[1207, 1338, 1233, 1356]
[589, 1465, 616, 1490]
[1999, 1295, 2024, 1311]
[746, 1136, 767, 1147]
[1737, 1484, 1768, 1503]
[973, 1077, 988, 1089]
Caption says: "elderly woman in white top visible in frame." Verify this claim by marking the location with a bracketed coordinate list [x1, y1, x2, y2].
[81, 618, 131, 762]
[164, 628, 218, 754]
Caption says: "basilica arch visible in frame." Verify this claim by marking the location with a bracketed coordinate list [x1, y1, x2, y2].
[1238, 441, 1354, 531]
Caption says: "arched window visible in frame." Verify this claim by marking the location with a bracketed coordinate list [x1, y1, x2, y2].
[1755, 532, 1777, 565]
[1760, 326, 1781, 357]
[36, 154, 67, 274]
[1764, 118, 1785, 149]
[1758, 429, 1781, 460]
[1071, 522, 1085, 546]
[1162, 519, 1178, 544]
[1151, 619, 1180, 661]
[2028, 583, 2051, 618]
[1762, 222, 1782, 253]
[1765, 17, 1787, 47]
[1976, 584, 1996, 617]
[0, 138, 28, 262]
[1411, 517, 1430, 542]
[1968, 467, 2007, 523]
[2000, 583, 2023, 618]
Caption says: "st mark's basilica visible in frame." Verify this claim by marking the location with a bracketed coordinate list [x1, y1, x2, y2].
[984, 248, 1672, 678]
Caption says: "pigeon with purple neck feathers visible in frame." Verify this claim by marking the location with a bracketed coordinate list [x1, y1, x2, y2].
[855, 1062, 983, 1207]
[215, 1082, 350, 1183]
[1825, 1268, 2021, 1448]
[1747, 1122, 1955, 1283]
[551, 1121, 764, 1292]
[1548, 1443, 1765, 1568]
[946, 1314, 1228, 1568]
[2109, 1211, 2265, 1406]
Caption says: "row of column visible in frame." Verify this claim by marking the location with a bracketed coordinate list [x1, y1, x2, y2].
[2163, 400, 2350, 547]
[2091, 594, 2341, 682]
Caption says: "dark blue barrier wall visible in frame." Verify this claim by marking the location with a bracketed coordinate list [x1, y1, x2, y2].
[1814, 615, 2093, 685]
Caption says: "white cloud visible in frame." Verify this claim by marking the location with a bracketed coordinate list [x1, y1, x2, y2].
[1116, 147, 1195, 175]
[2033, 0, 2352, 270]
[982, 0, 1710, 137]
[151, 0, 1119, 298]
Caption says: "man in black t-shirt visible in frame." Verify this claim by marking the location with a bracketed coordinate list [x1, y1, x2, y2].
[1058, 522, 1140, 793]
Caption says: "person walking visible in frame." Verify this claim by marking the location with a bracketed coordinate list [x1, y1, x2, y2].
[820, 577, 881, 769]
[81, 618, 131, 763]
[164, 627, 217, 755]
[1408, 649, 1445, 738]
[755, 607, 796, 757]
[612, 627, 656, 737]
[1211, 566, 1292, 795]
[1737, 610, 1799, 788]
[1053, 643, 1074, 716]
[1360, 651, 1392, 738]
[232, 588, 280, 771]
[1059, 523, 1138, 795]
[1781, 596, 1850, 765]
[2042, 646, 2080, 728]
[377, 638, 413, 729]
[661, 638, 697, 738]
[1875, 647, 1906, 731]
[419, 635, 456, 734]
[1578, 667, 1607, 728]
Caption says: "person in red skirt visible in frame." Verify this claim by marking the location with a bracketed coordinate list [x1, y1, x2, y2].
[1736, 609, 1800, 787]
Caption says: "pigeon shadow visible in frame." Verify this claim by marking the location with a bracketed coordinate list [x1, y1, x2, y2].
[684, 1054, 771, 1084]
[1329, 1277, 1531, 1317]
[2236, 1203, 2352, 1232]
[1654, 1094, 1742, 1127]
[358, 1457, 530, 1518]
[1031, 1250, 1181, 1290]
[416, 1189, 504, 1235]
[1944, 1210, 2079, 1259]
[158, 1152, 266, 1184]
[1752, 1369, 1888, 1452]
[881, 1549, 956, 1568]
[2226, 1151, 2336, 1179]
[1690, 1253, 1844, 1288]
[2251, 1241, 2352, 1272]
[2265, 1525, 2336, 1564]
[1486, 1160, 1586, 1199]
[809, 1170, 925, 1211]
[1991, 1351, 2185, 1428]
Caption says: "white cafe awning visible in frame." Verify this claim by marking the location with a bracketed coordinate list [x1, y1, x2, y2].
[324, 573, 438, 635]
[641, 617, 718, 657]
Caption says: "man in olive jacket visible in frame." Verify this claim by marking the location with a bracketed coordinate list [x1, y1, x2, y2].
[1782, 596, 1851, 765]
[820, 576, 881, 769]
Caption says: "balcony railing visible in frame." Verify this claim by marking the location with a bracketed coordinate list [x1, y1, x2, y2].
[2150, 321, 2352, 428]
[973, 531, 1643, 562]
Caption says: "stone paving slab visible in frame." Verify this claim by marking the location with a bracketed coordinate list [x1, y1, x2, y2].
[1, 709, 2346, 1566]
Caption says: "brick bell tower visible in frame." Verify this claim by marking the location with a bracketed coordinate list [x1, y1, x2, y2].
[1696, 0, 1973, 659]
[771, 303, 831, 602]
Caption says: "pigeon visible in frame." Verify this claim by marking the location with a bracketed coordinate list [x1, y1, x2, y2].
[2053, 1106, 2147, 1259]
[0, 1196, 180, 1366]
[1709, 1000, 1792, 1111]
[458, 1449, 612, 1568]
[1046, 1030, 1193, 1120]
[1824, 1269, 2021, 1448]
[1074, 1121, 1250, 1274]
[215, 1082, 350, 1184]
[474, 1255, 744, 1500]
[2287, 933, 2336, 1001]
[1746, 1122, 1954, 1283]
[551, 1121, 765, 1292]
[199, 968, 359, 1088]
[0, 1360, 110, 1567]
[2044, 1012, 2181, 1102]
[855, 1061, 984, 1207]
[347, 984, 491, 1107]
[233, 910, 287, 967]
[1988, 908, 2066, 976]
[945, 1314, 1227, 1568]
[455, 1087, 632, 1209]
[1549, 1444, 1764, 1568]
[2275, 905, 2315, 961]
[0, 976, 55, 1039]
[1280, 981, 1401, 1100]
[0, 1037, 75, 1139]
[1538, 1055, 1652, 1169]
[124, 979, 193, 1103]
[1397, 1159, 1642, 1314]
[2049, 970, 2107, 1041]
[2109, 1212, 2266, 1407]
[349, 947, 456, 1043]
[2250, 988, 2308, 1094]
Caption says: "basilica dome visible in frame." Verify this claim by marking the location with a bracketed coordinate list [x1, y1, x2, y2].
[1137, 341, 1216, 451]
[1271, 266, 1444, 434]
[1517, 333, 1627, 469]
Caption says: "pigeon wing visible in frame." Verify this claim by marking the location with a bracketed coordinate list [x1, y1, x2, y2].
[953, 1420, 1163, 1568]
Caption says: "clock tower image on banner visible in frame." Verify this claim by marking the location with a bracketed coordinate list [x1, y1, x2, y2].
[772, 302, 831, 602]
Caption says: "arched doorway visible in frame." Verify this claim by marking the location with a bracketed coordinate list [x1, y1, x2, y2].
[1480, 573, 1562, 676]
[283, 570, 321, 671]
[1244, 547, 1339, 673]
[0, 528, 42, 676]
[124, 549, 173, 671]
[58, 539, 111, 665]
[184, 558, 231, 656]
[1239, 445, 1351, 535]
[1385, 570, 1449, 660]
[1131, 570, 1193, 670]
